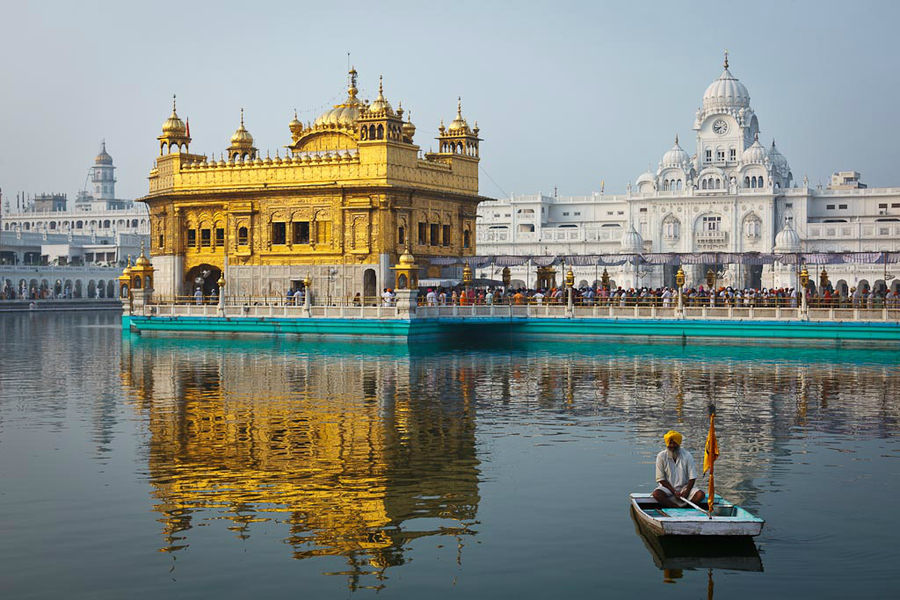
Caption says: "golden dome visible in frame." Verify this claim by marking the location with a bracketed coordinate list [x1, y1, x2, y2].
[448, 97, 471, 135]
[313, 68, 364, 128]
[366, 76, 394, 116]
[135, 242, 152, 268]
[401, 113, 416, 140]
[162, 96, 186, 136]
[289, 109, 301, 129]
[398, 250, 416, 265]
[95, 140, 113, 165]
[230, 109, 254, 146]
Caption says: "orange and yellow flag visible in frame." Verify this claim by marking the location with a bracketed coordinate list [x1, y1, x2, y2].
[703, 413, 718, 473]
[704, 413, 719, 515]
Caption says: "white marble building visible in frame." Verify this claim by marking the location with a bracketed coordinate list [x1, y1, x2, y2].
[476, 55, 900, 295]
[1, 142, 150, 266]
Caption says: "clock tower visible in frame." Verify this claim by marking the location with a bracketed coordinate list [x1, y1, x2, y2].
[694, 52, 759, 175]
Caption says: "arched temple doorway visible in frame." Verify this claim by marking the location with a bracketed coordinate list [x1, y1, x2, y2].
[184, 264, 222, 297]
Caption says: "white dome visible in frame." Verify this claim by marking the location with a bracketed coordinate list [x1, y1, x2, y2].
[774, 221, 801, 252]
[742, 136, 768, 164]
[620, 224, 644, 253]
[702, 67, 750, 112]
[636, 171, 656, 186]
[661, 135, 690, 168]
[769, 140, 789, 171]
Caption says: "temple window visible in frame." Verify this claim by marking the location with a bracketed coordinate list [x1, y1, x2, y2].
[730, 148, 736, 161]
[398, 226, 405, 246]
[187, 229, 197, 247]
[293, 221, 310, 244]
[215, 228, 224, 247]
[430, 223, 440, 245]
[237, 227, 248, 246]
[200, 229, 211, 247]
[463, 230, 471, 248]
[271, 222, 286, 245]
[158, 233, 164, 249]
[418, 223, 427, 245]
[442, 224, 451, 246]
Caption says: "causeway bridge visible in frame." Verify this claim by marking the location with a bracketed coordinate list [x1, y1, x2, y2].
[122, 290, 900, 344]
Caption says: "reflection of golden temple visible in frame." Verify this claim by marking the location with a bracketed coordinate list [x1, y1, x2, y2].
[120, 337, 479, 589]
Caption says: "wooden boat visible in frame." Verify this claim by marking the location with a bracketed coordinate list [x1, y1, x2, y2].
[629, 493, 764, 536]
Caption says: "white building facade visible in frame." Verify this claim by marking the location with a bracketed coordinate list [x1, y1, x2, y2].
[476, 55, 900, 296]
[1, 142, 149, 266]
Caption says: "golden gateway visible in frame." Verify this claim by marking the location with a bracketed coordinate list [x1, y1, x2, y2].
[140, 69, 490, 300]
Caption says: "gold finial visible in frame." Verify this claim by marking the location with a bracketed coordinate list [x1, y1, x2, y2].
[674, 133, 679, 145]
[172, 94, 177, 112]
[348, 66, 358, 98]
[240, 107, 244, 127]
[140, 240, 145, 255]
[724, 49, 729, 69]
[378, 74, 383, 96]
[457, 96, 462, 118]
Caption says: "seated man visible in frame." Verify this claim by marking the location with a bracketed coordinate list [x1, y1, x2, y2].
[652, 430, 706, 508]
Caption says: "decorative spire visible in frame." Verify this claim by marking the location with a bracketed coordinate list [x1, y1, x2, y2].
[457, 96, 462, 118]
[723, 49, 729, 69]
[674, 133, 679, 145]
[347, 66, 358, 98]
[240, 107, 244, 127]
[378, 75, 384, 97]
[754, 132, 759, 142]
[172, 94, 177, 113]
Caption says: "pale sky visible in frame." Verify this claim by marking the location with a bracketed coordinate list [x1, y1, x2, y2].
[1, 0, 899, 204]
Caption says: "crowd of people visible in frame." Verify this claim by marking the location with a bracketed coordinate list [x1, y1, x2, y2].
[402, 284, 900, 309]
[1, 282, 77, 300]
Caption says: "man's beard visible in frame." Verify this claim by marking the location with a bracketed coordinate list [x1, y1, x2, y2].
[667, 447, 680, 462]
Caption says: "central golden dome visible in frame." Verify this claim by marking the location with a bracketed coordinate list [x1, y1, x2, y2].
[313, 67, 364, 128]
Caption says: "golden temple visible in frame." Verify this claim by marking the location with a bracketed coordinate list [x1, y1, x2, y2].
[140, 69, 489, 300]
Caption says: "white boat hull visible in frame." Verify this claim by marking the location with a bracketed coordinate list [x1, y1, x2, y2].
[630, 493, 764, 537]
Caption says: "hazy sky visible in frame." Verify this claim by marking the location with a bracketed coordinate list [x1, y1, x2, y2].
[2, 0, 899, 204]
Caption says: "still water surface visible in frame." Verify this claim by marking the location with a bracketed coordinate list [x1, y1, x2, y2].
[0, 311, 898, 598]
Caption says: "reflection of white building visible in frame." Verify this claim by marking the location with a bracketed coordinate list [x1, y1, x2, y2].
[477, 55, 900, 295]
[0, 142, 149, 266]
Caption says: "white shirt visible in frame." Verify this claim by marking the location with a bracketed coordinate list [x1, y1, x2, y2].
[655, 448, 698, 490]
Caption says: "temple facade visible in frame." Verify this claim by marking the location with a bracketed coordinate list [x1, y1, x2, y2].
[141, 69, 489, 300]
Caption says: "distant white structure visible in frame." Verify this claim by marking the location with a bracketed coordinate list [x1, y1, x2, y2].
[1, 142, 149, 266]
[477, 53, 900, 295]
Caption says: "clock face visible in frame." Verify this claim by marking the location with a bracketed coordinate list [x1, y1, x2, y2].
[712, 119, 729, 135]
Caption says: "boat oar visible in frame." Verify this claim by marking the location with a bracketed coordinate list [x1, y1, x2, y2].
[679, 495, 711, 516]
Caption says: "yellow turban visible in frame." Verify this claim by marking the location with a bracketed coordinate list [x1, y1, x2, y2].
[664, 430, 683, 446]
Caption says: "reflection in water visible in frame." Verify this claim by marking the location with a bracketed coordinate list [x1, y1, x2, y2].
[117, 334, 900, 591]
[630, 507, 763, 574]
[120, 337, 480, 590]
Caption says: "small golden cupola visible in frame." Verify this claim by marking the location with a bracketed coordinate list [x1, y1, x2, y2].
[401, 110, 416, 144]
[158, 95, 191, 156]
[359, 76, 405, 143]
[437, 98, 480, 158]
[227, 108, 258, 161]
